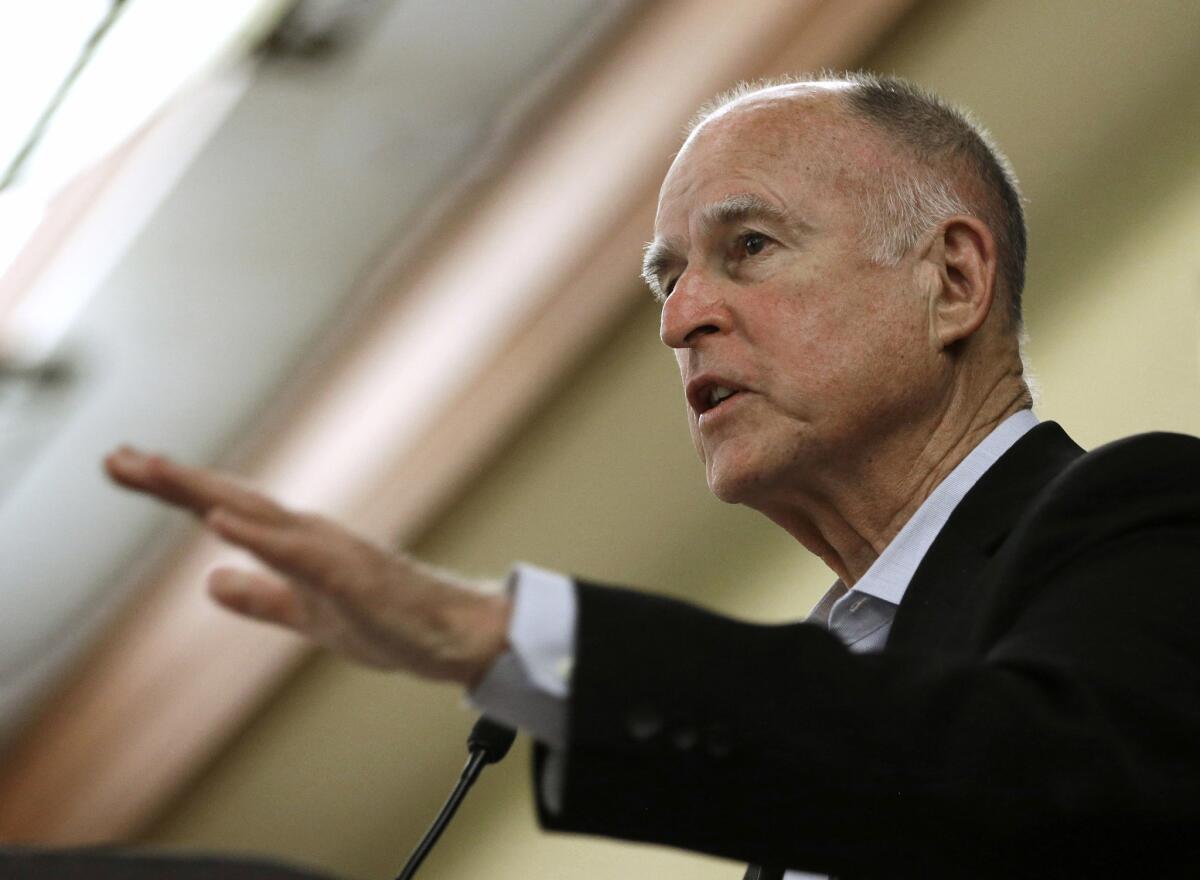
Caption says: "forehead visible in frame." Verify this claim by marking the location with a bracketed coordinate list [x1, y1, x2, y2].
[655, 90, 870, 233]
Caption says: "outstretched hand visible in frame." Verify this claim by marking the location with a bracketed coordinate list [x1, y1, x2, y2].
[104, 447, 510, 686]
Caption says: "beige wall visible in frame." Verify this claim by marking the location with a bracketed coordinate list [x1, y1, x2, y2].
[143, 1, 1200, 877]
[870, 0, 1200, 446]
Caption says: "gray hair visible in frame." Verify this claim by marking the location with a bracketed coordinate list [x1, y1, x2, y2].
[691, 72, 1028, 328]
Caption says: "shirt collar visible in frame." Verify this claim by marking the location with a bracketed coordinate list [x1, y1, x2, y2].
[845, 409, 1040, 607]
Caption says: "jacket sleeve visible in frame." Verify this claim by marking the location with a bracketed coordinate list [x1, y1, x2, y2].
[533, 434, 1200, 879]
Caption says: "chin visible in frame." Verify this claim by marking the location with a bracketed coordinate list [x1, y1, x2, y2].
[705, 459, 760, 505]
[705, 440, 802, 508]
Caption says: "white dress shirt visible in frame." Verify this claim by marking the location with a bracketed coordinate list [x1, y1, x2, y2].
[472, 409, 1040, 877]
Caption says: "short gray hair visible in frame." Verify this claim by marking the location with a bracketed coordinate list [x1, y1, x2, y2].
[691, 72, 1028, 328]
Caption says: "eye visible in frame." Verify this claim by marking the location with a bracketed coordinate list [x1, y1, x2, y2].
[741, 232, 768, 256]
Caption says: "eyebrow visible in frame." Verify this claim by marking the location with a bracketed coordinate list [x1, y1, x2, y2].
[641, 237, 685, 300]
[698, 193, 800, 235]
[641, 193, 807, 299]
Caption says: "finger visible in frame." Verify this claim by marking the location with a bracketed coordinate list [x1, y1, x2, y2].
[207, 506, 348, 587]
[207, 566, 310, 632]
[105, 446, 286, 522]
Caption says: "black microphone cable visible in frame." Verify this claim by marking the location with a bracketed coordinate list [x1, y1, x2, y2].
[394, 717, 517, 880]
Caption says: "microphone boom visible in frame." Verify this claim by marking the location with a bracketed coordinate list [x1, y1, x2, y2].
[394, 717, 517, 880]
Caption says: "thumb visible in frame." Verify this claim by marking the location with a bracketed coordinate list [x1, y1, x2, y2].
[208, 566, 309, 632]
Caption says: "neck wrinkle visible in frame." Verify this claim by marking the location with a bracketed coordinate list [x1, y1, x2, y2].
[760, 371, 1030, 587]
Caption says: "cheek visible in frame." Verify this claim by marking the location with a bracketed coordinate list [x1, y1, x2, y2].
[762, 281, 926, 408]
[833, 300, 935, 418]
[753, 297, 849, 394]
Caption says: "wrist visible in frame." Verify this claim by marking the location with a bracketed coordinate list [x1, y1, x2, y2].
[456, 588, 513, 689]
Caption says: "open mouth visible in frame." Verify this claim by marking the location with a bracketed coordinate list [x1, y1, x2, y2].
[697, 384, 741, 417]
[687, 375, 748, 419]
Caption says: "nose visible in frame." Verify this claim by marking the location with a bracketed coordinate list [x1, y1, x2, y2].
[659, 271, 731, 349]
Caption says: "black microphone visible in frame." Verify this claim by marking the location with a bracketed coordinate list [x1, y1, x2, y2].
[467, 716, 517, 763]
[394, 717, 517, 880]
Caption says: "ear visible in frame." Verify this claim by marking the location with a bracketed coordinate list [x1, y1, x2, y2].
[923, 215, 997, 349]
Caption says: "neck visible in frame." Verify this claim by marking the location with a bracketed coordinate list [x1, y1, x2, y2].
[757, 370, 1031, 586]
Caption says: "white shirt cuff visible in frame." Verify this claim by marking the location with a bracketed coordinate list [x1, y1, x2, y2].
[468, 563, 575, 748]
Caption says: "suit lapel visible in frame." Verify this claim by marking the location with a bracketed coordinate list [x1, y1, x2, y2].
[886, 422, 1084, 654]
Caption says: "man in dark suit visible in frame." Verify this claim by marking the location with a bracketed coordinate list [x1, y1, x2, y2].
[107, 73, 1200, 878]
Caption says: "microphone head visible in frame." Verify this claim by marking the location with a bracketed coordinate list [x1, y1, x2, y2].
[467, 717, 517, 764]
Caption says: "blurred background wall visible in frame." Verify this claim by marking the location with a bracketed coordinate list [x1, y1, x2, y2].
[1, 0, 1198, 878]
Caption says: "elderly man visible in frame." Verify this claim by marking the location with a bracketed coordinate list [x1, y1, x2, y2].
[107, 73, 1200, 878]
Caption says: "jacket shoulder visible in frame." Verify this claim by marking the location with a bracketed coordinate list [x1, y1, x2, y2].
[1041, 430, 1200, 519]
[970, 430, 1200, 654]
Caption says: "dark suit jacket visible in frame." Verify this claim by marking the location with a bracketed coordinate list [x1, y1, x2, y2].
[534, 423, 1200, 878]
